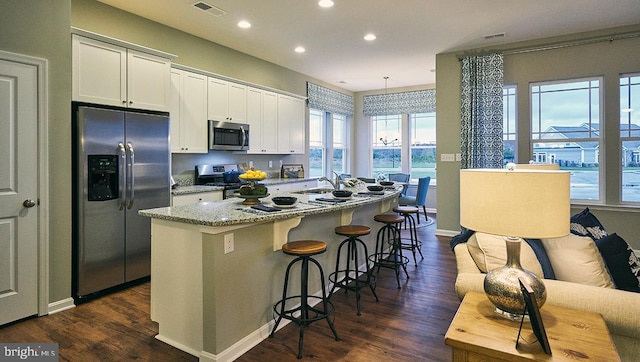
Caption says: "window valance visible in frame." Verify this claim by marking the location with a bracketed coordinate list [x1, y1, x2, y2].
[363, 89, 435, 116]
[307, 82, 354, 116]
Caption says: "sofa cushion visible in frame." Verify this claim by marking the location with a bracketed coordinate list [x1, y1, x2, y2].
[524, 238, 556, 280]
[595, 233, 640, 292]
[467, 232, 544, 279]
[570, 207, 608, 240]
[541, 234, 614, 288]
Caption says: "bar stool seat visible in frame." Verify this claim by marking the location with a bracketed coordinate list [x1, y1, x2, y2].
[329, 225, 379, 315]
[369, 214, 410, 289]
[270, 240, 339, 359]
[393, 206, 424, 266]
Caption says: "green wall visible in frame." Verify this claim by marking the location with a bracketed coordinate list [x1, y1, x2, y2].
[0, 0, 72, 304]
[435, 24, 640, 247]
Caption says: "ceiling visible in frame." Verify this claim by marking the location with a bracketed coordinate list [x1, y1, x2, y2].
[98, 0, 640, 92]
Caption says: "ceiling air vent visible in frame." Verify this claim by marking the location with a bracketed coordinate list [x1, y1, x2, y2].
[192, 1, 227, 17]
[484, 32, 506, 40]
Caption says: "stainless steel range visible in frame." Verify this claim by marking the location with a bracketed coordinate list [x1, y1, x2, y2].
[194, 164, 242, 199]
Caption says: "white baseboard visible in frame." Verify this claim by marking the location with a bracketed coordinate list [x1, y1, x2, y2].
[435, 229, 459, 237]
[47, 297, 75, 315]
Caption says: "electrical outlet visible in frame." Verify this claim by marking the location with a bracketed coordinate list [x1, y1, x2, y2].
[455, 153, 462, 161]
[249, 161, 254, 168]
[224, 233, 234, 254]
[269, 160, 273, 168]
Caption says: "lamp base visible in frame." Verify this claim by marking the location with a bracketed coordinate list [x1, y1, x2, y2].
[494, 307, 529, 321]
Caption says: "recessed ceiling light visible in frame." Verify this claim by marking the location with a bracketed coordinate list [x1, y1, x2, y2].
[295, 46, 306, 53]
[318, 0, 334, 8]
[364, 33, 376, 41]
[237, 20, 251, 29]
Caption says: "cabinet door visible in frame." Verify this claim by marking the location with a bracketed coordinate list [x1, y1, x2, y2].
[246, 87, 263, 152]
[127, 49, 171, 111]
[169, 69, 183, 153]
[277, 95, 305, 154]
[181, 71, 208, 153]
[207, 77, 228, 121]
[227, 83, 246, 123]
[262, 91, 279, 153]
[72, 35, 126, 107]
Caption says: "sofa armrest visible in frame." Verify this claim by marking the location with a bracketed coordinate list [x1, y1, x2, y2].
[453, 243, 481, 274]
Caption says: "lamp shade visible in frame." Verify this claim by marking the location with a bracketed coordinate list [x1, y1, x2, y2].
[460, 169, 570, 239]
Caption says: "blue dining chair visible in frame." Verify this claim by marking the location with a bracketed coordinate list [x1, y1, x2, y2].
[388, 173, 410, 195]
[398, 177, 430, 224]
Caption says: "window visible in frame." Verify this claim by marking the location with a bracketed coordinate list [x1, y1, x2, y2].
[372, 114, 402, 177]
[410, 112, 436, 181]
[333, 114, 347, 174]
[620, 74, 640, 203]
[308, 108, 325, 177]
[503, 85, 517, 164]
[531, 78, 602, 201]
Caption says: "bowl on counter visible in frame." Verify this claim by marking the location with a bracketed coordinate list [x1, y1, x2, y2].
[367, 185, 384, 192]
[272, 196, 297, 206]
[379, 181, 395, 186]
[332, 190, 353, 199]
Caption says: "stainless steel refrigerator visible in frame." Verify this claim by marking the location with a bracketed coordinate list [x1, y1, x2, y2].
[72, 103, 170, 301]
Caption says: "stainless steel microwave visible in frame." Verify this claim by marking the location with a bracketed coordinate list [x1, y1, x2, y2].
[208, 120, 249, 151]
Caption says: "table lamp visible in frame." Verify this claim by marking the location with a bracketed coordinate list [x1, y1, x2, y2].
[459, 168, 570, 317]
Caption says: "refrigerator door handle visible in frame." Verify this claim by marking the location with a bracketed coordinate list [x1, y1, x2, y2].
[118, 143, 126, 210]
[126, 142, 135, 209]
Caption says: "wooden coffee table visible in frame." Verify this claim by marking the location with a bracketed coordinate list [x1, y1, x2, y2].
[444, 291, 620, 361]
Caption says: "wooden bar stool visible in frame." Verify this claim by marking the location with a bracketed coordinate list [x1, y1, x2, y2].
[329, 225, 379, 316]
[368, 214, 410, 289]
[270, 240, 339, 359]
[393, 206, 424, 266]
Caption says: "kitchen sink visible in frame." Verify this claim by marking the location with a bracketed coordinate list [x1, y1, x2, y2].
[293, 188, 335, 194]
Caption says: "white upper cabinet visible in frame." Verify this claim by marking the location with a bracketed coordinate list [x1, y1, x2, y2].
[246, 87, 278, 154]
[277, 95, 305, 154]
[72, 35, 171, 112]
[170, 68, 208, 153]
[207, 77, 247, 123]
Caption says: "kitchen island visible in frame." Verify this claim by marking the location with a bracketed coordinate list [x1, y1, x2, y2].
[139, 187, 401, 362]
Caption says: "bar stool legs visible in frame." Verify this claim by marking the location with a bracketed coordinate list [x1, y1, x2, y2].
[394, 206, 424, 266]
[270, 240, 339, 359]
[329, 225, 379, 316]
[369, 214, 410, 289]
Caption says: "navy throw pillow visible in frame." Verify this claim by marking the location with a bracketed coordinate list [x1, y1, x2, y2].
[524, 238, 556, 280]
[570, 207, 608, 240]
[595, 233, 640, 292]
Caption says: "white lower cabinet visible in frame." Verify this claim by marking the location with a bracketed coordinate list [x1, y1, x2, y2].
[171, 191, 222, 206]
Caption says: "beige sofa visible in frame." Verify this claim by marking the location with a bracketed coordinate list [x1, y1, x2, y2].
[453, 240, 640, 361]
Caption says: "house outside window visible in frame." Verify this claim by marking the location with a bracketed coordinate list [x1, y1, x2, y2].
[620, 73, 640, 203]
[531, 77, 602, 201]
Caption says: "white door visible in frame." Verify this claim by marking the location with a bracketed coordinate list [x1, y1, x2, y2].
[0, 57, 39, 325]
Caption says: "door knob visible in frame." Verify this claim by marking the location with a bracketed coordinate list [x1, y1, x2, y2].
[23, 199, 36, 208]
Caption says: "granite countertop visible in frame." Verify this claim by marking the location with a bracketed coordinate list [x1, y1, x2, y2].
[171, 185, 224, 195]
[141, 187, 401, 227]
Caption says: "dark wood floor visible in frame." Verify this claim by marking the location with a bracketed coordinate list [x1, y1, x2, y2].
[0, 216, 460, 361]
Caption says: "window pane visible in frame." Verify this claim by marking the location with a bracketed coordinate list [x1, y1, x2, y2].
[308, 108, 324, 177]
[621, 74, 640, 203]
[531, 78, 602, 201]
[333, 114, 345, 146]
[503, 85, 517, 164]
[333, 148, 344, 174]
[372, 115, 402, 176]
[410, 113, 436, 181]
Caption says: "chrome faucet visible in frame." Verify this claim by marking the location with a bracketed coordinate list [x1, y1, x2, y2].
[319, 171, 341, 190]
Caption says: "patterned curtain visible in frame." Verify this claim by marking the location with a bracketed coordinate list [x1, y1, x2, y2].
[307, 82, 354, 116]
[460, 53, 504, 169]
[363, 89, 436, 116]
